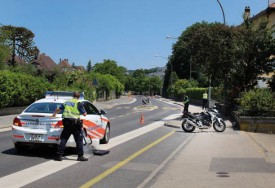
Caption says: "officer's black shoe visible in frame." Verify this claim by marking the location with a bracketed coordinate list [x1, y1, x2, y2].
[54, 155, 62, 161]
[77, 156, 88, 161]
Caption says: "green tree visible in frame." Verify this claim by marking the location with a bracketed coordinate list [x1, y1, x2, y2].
[168, 21, 275, 103]
[1, 25, 39, 65]
[128, 69, 146, 94]
[87, 60, 92, 72]
[230, 21, 275, 95]
[148, 76, 162, 95]
[93, 59, 127, 84]
[0, 26, 10, 69]
[268, 75, 275, 92]
[173, 79, 198, 99]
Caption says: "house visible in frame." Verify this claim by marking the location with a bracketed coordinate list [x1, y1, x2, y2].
[7, 55, 26, 65]
[75, 66, 86, 72]
[32, 53, 57, 72]
[58, 59, 86, 72]
[58, 59, 74, 72]
[244, 4, 275, 88]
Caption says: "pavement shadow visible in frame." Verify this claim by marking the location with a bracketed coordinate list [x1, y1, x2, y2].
[1, 146, 77, 159]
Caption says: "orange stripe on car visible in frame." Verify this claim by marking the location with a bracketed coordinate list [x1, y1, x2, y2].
[86, 132, 100, 139]
[82, 119, 97, 127]
[95, 127, 105, 135]
[100, 118, 109, 122]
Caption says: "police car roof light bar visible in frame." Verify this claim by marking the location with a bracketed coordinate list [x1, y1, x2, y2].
[44, 91, 85, 100]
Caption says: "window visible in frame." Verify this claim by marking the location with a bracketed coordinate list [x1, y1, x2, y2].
[82, 102, 99, 115]
[25, 103, 62, 113]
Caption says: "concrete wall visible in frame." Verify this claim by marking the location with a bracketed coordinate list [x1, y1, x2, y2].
[232, 112, 275, 134]
[0, 106, 26, 116]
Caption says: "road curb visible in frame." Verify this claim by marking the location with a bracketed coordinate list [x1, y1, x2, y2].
[164, 120, 181, 129]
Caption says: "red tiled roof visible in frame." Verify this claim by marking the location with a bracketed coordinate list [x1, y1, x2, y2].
[34, 53, 57, 71]
[58, 59, 72, 68]
[7, 55, 26, 64]
[270, 3, 275, 8]
[14, 56, 26, 64]
[75, 66, 86, 71]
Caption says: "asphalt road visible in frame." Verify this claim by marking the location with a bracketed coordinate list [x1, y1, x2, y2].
[2, 97, 274, 188]
[0, 97, 187, 187]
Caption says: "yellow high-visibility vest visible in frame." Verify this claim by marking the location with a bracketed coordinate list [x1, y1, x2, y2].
[203, 93, 208, 99]
[62, 99, 80, 119]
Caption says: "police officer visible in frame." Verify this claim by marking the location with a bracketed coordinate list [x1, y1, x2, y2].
[202, 91, 208, 110]
[52, 92, 88, 161]
[183, 93, 189, 114]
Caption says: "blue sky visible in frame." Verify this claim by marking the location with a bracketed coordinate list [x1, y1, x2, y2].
[0, 0, 270, 70]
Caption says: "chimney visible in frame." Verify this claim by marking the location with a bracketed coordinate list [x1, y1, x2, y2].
[244, 6, 250, 20]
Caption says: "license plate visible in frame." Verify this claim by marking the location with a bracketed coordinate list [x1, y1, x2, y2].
[30, 134, 42, 142]
[30, 123, 50, 130]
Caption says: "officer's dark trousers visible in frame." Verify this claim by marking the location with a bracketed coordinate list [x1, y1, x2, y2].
[202, 99, 207, 109]
[183, 103, 189, 113]
[57, 118, 84, 157]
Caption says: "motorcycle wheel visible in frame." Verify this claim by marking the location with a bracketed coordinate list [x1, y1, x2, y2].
[213, 120, 226, 132]
[181, 119, 195, 132]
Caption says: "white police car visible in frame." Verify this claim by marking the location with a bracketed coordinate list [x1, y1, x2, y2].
[12, 91, 110, 152]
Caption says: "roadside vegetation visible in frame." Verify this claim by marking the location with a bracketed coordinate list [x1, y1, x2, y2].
[162, 19, 275, 116]
[1, 19, 275, 116]
[0, 25, 162, 108]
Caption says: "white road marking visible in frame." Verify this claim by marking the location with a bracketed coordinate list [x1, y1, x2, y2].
[0, 113, 181, 188]
[0, 127, 11, 133]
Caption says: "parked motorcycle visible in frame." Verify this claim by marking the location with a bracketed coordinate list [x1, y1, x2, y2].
[181, 108, 226, 132]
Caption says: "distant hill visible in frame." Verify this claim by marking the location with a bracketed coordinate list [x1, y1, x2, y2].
[127, 67, 163, 75]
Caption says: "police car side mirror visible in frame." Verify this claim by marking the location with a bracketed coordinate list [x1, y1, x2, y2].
[100, 110, 106, 115]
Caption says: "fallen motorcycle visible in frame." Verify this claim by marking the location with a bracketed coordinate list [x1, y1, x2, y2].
[181, 109, 226, 132]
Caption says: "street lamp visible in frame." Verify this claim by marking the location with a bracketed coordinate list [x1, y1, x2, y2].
[216, 0, 226, 114]
[216, 0, 226, 25]
[166, 36, 179, 40]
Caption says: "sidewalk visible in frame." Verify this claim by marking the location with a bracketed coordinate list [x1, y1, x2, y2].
[148, 97, 275, 188]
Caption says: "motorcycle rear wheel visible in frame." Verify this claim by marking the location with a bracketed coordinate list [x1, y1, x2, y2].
[213, 120, 226, 132]
[181, 119, 196, 132]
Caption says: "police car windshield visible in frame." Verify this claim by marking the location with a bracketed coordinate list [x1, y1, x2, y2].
[25, 103, 63, 114]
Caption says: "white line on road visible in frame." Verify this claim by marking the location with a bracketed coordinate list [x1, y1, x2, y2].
[0, 113, 181, 188]
[0, 127, 11, 133]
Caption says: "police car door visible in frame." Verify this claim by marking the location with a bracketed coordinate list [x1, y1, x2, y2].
[81, 101, 104, 140]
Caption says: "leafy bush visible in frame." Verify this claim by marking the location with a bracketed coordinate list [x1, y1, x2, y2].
[238, 89, 275, 116]
[186, 88, 208, 100]
[173, 79, 199, 99]
[0, 70, 50, 108]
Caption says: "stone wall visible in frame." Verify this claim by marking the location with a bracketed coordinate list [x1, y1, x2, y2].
[0, 106, 27, 116]
[232, 111, 275, 134]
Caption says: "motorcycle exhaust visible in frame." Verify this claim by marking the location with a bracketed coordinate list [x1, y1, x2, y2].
[184, 118, 197, 127]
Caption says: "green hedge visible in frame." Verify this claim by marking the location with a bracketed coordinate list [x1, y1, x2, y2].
[186, 88, 208, 101]
[0, 70, 50, 108]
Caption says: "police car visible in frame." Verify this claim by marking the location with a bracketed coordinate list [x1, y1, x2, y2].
[12, 91, 110, 152]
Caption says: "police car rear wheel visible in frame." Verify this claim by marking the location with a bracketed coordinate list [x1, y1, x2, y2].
[14, 143, 28, 153]
[100, 124, 110, 144]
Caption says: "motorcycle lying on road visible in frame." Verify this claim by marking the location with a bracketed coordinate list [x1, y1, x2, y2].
[181, 108, 226, 132]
